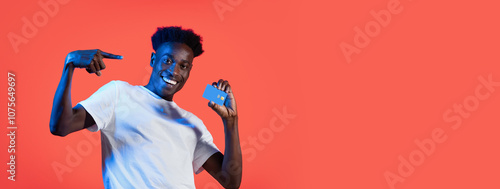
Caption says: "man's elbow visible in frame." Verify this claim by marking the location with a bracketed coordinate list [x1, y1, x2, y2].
[51, 129, 68, 137]
[223, 177, 241, 189]
[224, 183, 241, 189]
[49, 122, 69, 137]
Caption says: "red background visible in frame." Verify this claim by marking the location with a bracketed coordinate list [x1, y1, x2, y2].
[1, 0, 499, 188]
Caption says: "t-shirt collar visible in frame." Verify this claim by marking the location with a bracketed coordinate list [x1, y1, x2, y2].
[139, 85, 177, 105]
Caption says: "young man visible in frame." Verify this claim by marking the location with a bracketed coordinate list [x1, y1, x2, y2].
[50, 26, 242, 189]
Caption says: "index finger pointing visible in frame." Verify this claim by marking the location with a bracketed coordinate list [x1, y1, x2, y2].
[101, 51, 123, 59]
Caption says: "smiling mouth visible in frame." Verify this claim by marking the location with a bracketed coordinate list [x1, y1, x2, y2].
[162, 76, 178, 85]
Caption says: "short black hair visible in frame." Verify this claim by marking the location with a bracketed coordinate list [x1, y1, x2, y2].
[151, 26, 204, 57]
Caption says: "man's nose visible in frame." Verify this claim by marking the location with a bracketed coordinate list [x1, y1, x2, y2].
[167, 63, 180, 76]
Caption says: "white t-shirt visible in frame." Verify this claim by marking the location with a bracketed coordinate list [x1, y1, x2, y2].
[78, 80, 219, 189]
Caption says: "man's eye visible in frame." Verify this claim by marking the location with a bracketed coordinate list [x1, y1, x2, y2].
[164, 59, 173, 64]
[181, 65, 188, 69]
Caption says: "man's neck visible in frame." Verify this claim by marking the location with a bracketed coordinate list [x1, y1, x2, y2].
[143, 83, 174, 101]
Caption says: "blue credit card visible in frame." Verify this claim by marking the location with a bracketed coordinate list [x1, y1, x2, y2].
[202, 84, 228, 106]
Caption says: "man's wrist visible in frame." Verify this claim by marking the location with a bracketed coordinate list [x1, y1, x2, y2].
[64, 61, 75, 70]
[222, 116, 238, 122]
[64, 51, 78, 66]
[222, 116, 238, 128]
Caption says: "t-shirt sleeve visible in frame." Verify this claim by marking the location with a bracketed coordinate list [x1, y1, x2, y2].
[192, 122, 220, 174]
[77, 80, 118, 132]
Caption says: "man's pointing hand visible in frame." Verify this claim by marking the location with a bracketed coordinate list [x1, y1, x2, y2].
[65, 49, 122, 76]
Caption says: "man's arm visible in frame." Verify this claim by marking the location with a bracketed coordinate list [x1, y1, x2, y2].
[203, 80, 242, 189]
[49, 49, 122, 136]
[203, 118, 242, 189]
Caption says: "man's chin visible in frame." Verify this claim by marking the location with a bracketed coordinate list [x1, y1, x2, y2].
[160, 88, 177, 98]
[158, 83, 183, 98]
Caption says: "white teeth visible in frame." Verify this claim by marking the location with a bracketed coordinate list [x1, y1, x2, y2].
[162, 77, 177, 85]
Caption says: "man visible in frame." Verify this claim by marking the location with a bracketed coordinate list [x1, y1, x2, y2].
[49, 26, 242, 189]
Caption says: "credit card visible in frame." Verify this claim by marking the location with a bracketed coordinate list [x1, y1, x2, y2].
[202, 84, 228, 106]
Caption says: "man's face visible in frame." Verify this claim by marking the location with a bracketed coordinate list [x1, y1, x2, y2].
[149, 42, 194, 101]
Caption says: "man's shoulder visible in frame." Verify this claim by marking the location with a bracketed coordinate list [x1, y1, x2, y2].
[105, 80, 140, 92]
[92, 80, 143, 100]
[110, 80, 132, 87]
[176, 106, 198, 119]
[175, 106, 205, 126]
[98, 80, 129, 88]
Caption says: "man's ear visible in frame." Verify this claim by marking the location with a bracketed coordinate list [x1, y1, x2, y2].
[150, 52, 156, 67]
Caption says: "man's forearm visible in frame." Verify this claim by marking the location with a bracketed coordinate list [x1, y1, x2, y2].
[49, 63, 75, 136]
[221, 117, 242, 188]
